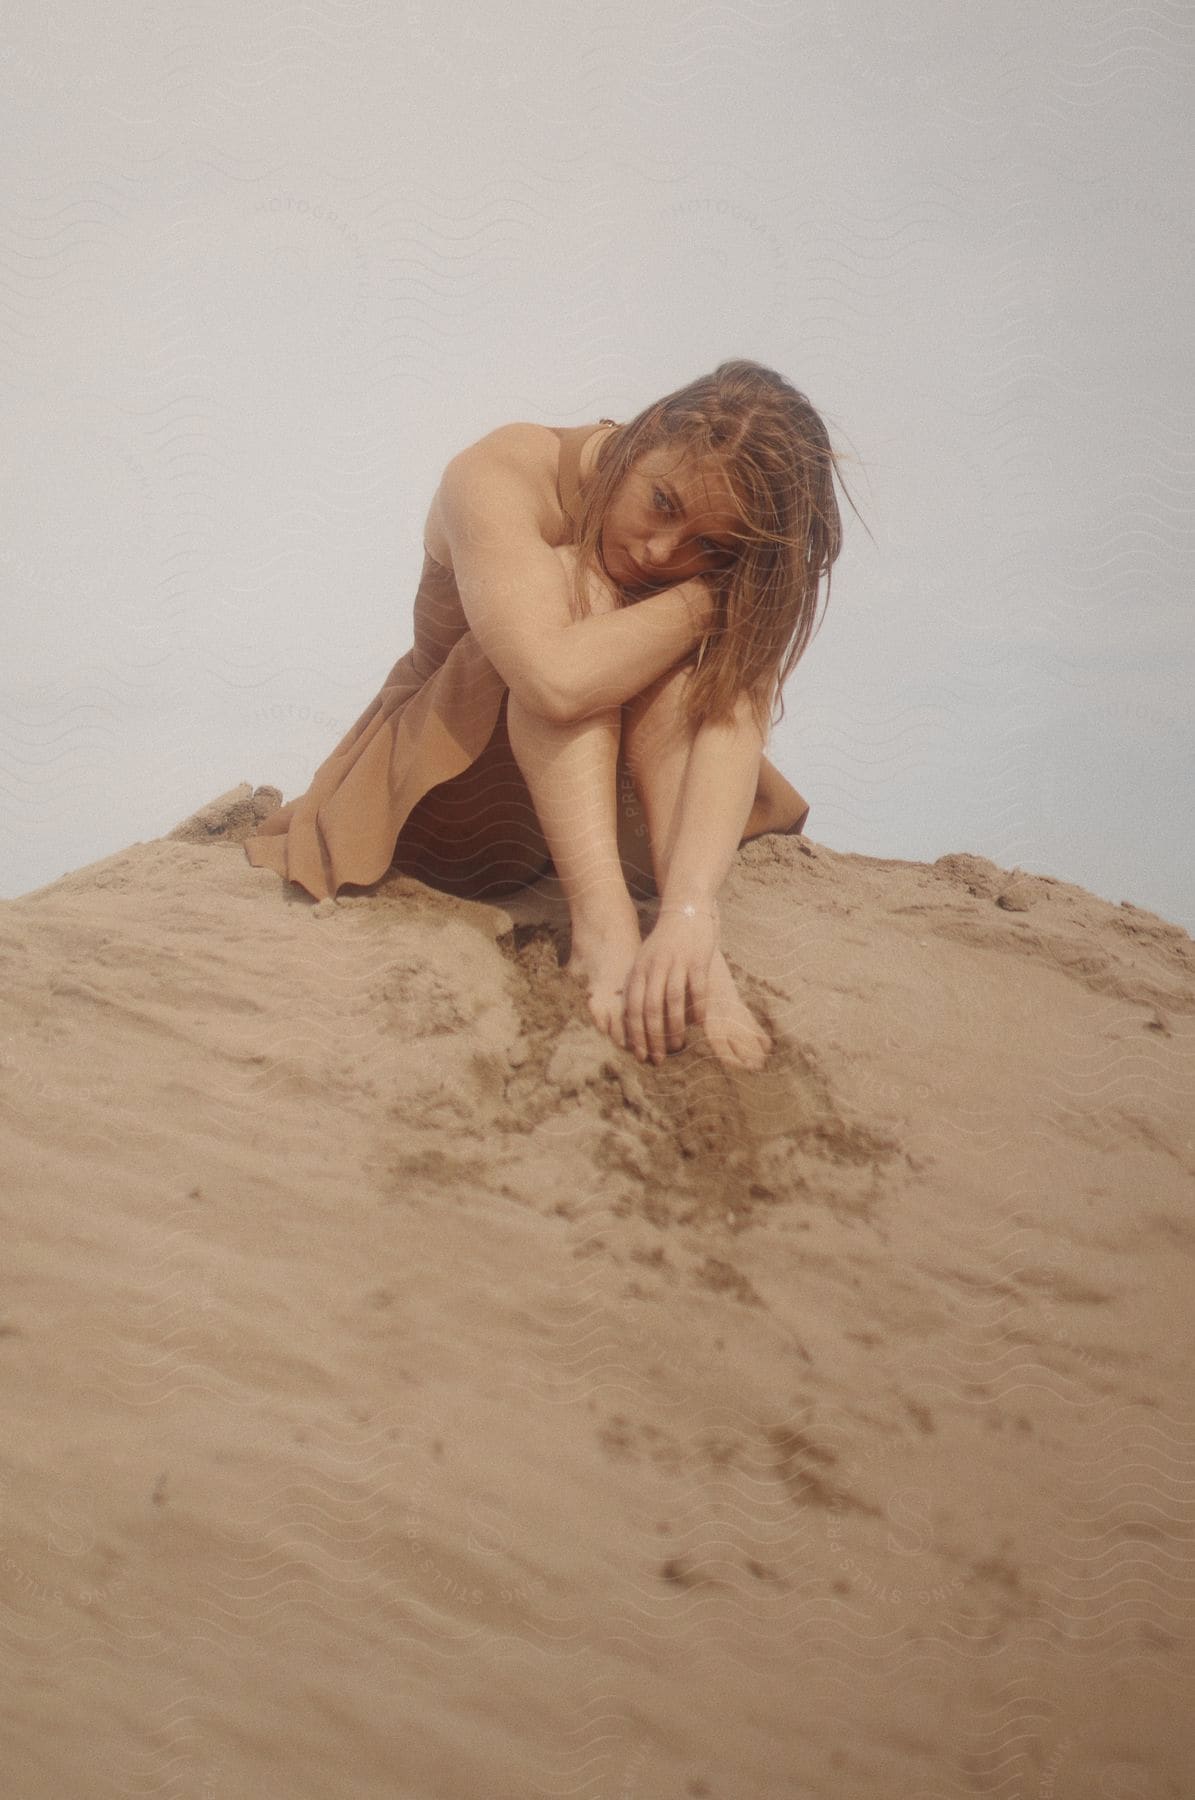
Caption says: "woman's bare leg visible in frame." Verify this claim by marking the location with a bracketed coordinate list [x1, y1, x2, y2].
[503, 691, 643, 1048]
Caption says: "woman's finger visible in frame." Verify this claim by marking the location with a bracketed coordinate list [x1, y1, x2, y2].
[623, 986, 645, 1061]
[665, 968, 689, 1051]
[623, 958, 655, 1062]
[643, 963, 671, 1062]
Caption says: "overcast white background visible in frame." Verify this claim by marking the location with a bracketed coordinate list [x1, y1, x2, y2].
[2, 2, 1192, 933]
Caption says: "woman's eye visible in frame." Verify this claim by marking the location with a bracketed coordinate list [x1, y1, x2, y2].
[652, 487, 672, 513]
[699, 539, 734, 563]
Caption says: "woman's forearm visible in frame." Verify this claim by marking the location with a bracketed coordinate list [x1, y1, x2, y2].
[553, 582, 710, 721]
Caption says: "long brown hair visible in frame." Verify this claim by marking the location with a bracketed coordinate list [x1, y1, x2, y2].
[568, 359, 862, 738]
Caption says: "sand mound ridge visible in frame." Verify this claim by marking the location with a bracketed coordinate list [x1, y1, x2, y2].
[1, 780, 1192, 1798]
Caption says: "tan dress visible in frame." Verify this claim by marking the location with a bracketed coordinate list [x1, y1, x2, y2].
[243, 423, 809, 902]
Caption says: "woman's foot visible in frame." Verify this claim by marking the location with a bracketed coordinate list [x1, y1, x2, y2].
[700, 948, 772, 1071]
[565, 905, 643, 1050]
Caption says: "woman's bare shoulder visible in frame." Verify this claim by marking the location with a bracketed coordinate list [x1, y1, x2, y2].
[468, 420, 563, 461]
[423, 422, 564, 568]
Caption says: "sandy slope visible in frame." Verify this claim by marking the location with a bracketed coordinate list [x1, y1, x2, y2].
[1, 783, 1192, 1800]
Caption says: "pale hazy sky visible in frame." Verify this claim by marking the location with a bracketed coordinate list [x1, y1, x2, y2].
[3, 3, 1192, 932]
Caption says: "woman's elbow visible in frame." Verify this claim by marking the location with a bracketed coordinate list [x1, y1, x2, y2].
[506, 660, 572, 727]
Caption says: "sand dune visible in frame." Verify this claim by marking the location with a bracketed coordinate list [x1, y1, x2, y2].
[2, 781, 1192, 1799]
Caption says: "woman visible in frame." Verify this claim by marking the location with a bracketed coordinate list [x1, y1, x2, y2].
[244, 359, 849, 1072]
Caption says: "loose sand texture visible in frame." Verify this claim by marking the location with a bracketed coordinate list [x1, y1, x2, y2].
[1, 781, 1192, 1799]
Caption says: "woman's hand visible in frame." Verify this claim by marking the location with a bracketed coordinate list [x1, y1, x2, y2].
[680, 573, 718, 639]
[553, 542, 623, 621]
[622, 906, 719, 1064]
[555, 543, 715, 636]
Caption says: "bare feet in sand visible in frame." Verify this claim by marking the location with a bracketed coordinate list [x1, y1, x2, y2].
[565, 906, 643, 1050]
[700, 947, 772, 1071]
[569, 910, 772, 1073]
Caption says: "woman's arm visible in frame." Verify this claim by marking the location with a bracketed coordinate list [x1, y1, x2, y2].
[655, 693, 766, 904]
[554, 580, 714, 721]
[619, 694, 768, 1066]
[436, 448, 713, 724]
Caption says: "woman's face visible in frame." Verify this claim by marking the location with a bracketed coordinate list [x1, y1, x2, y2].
[598, 445, 745, 595]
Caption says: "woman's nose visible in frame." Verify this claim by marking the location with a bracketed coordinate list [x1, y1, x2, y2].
[643, 532, 683, 568]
